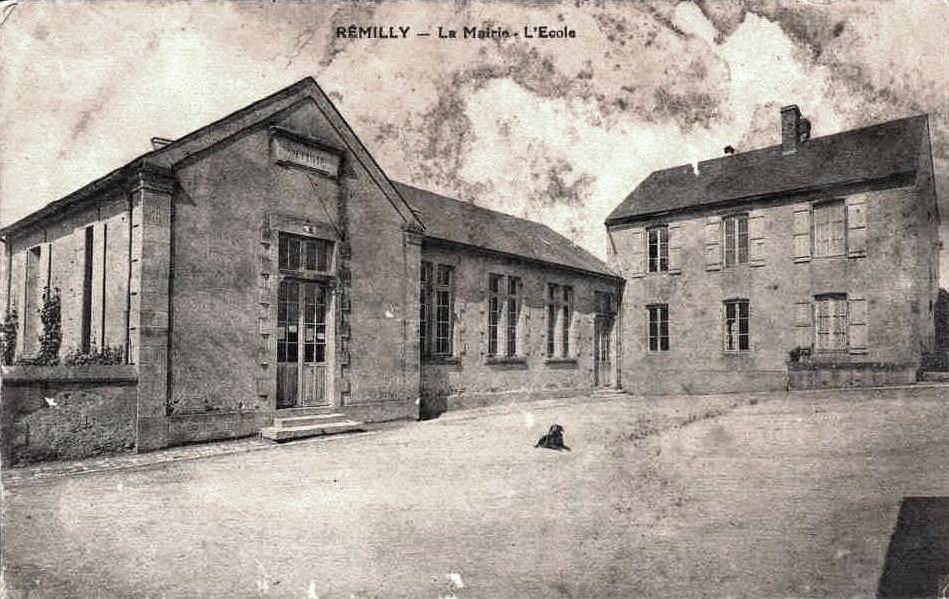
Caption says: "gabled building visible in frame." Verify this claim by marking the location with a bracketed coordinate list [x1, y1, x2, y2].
[0, 77, 623, 464]
[606, 106, 940, 393]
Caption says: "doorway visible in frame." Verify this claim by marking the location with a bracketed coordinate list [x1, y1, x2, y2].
[593, 315, 614, 388]
[276, 278, 328, 409]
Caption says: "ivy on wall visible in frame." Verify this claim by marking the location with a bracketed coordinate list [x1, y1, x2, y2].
[1, 308, 17, 366]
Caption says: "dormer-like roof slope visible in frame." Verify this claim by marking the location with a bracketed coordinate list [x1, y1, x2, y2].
[606, 114, 931, 226]
[395, 182, 621, 280]
[0, 77, 423, 237]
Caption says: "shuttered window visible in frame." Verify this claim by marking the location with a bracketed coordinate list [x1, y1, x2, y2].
[815, 294, 848, 351]
[723, 214, 749, 267]
[647, 226, 669, 272]
[813, 201, 846, 257]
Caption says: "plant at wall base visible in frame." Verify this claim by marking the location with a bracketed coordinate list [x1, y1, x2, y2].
[62, 341, 125, 366]
[788, 346, 812, 364]
[34, 288, 62, 366]
[1, 308, 17, 365]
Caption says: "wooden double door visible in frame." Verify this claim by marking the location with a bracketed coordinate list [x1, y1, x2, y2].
[276, 278, 329, 409]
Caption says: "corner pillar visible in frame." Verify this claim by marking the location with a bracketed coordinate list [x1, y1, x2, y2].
[127, 165, 175, 452]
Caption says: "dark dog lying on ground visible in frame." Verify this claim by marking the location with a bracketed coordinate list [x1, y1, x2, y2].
[535, 424, 570, 451]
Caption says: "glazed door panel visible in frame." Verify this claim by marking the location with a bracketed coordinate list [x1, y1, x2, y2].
[276, 279, 329, 408]
[594, 316, 613, 387]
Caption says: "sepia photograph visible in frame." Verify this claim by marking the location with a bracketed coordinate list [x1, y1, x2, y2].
[0, 1, 947, 597]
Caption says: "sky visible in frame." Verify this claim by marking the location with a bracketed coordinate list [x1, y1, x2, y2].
[1, 0, 947, 282]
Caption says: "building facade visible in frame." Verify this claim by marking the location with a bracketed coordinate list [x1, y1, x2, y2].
[606, 106, 940, 394]
[0, 78, 622, 463]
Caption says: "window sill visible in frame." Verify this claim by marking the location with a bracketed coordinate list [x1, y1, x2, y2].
[544, 357, 578, 366]
[723, 350, 752, 356]
[423, 355, 461, 365]
[485, 355, 527, 366]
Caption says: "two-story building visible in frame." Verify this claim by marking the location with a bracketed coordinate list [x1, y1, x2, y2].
[0, 77, 623, 464]
[606, 106, 940, 393]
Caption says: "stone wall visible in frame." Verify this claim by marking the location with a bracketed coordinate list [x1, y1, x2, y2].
[1, 365, 137, 465]
[419, 243, 622, 417]
[787, 361, 917, 390]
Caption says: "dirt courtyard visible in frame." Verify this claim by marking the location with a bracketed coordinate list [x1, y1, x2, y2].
[2, 386, 949, 598]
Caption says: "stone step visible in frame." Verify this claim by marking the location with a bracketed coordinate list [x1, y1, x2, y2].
[274, 406, 337, 418]
[260, 420, 365, 442]
[921, 371, 949, 382]
[273, 413, 346, 428]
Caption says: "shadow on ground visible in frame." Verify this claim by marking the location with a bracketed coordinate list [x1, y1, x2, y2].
[877, 497, 949, 599]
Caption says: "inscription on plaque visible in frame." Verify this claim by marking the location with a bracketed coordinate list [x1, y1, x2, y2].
[272, 132, 340, 178]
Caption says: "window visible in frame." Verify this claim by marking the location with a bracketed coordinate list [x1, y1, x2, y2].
[277, 279, 299, 363]
[647, 226, 668, 272]
[419, 261, 432, 356]
[813, 201, 846, 257]
[546, 283, 573, 358]
[723, 214, 749, 267]
[487, 273, 521, 357]
[435, 265, 453, 356]
[723, 299, 750, 351]
[419, 262, 453, 358]
[815, 294, 848, 351]
[646, 304, 669, 352]
[81, 226, 94, 353]
[278, 232, 332, 273]
[595, 291, 615, 316]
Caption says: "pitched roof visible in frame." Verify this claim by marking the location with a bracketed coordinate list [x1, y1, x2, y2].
[606, 114, 930, 225]
[395, 182, 620, 279]
[1, 77, 423, 236]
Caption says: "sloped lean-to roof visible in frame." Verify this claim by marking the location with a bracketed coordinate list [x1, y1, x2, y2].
[606, 114, 930, 226]
[395, 182, 620, 280]
[0, 77, 423, 237]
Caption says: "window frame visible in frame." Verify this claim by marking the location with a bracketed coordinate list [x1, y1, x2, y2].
[812, 199, 847, 258]
[723, 298, 750, 353]
[646, 303, 669, 353]
[647, 225, 669, 273]
[722, 213, 749, 268]
[545, 283, 574, 359]
[814, 293, 848, 352]
[486, 273, 523, 359]
[278, 232, 334, 276]
[434, 265, 454, 357]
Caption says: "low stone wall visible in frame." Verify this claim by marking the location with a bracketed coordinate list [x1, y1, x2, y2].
[1, 365, 138, 466]
[787, 361, 917, 390]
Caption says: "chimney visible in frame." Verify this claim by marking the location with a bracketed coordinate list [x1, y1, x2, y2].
[781, 105, 801, 154]
[150, 136, 174, 150]
[723, 145, 736, 155]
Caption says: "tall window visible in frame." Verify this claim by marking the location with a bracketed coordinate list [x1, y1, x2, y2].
[434, 265, 453, 356]
[81, 226, 94, 353]
[279, 232, 332, 273]
[647, 304, 669, 352]
[546, 283, 574, 358]
[647, 226, 669, 272]
[815, 294, 848, 351]
[723, 299, 750, 352]
[419, 261, 432, 356]
[813, 201, 846, 257]
[506, 276, 520, 357]
[488, 274, 502, 356]
[419, 262, 453, 358]
[487, 273, 521, 357]
[723, 214, 749, 267]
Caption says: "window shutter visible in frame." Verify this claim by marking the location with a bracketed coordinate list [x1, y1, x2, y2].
[748, 210, 766, 266]
[705, 216, 721, 271]
[628, 228, 645, 278]
[668, 222, 682, 274]
[848, 296, 868, 353]
[794, 300, 812, 348]
[846, 195, 867, 258]
[792, 204, 812, 262]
